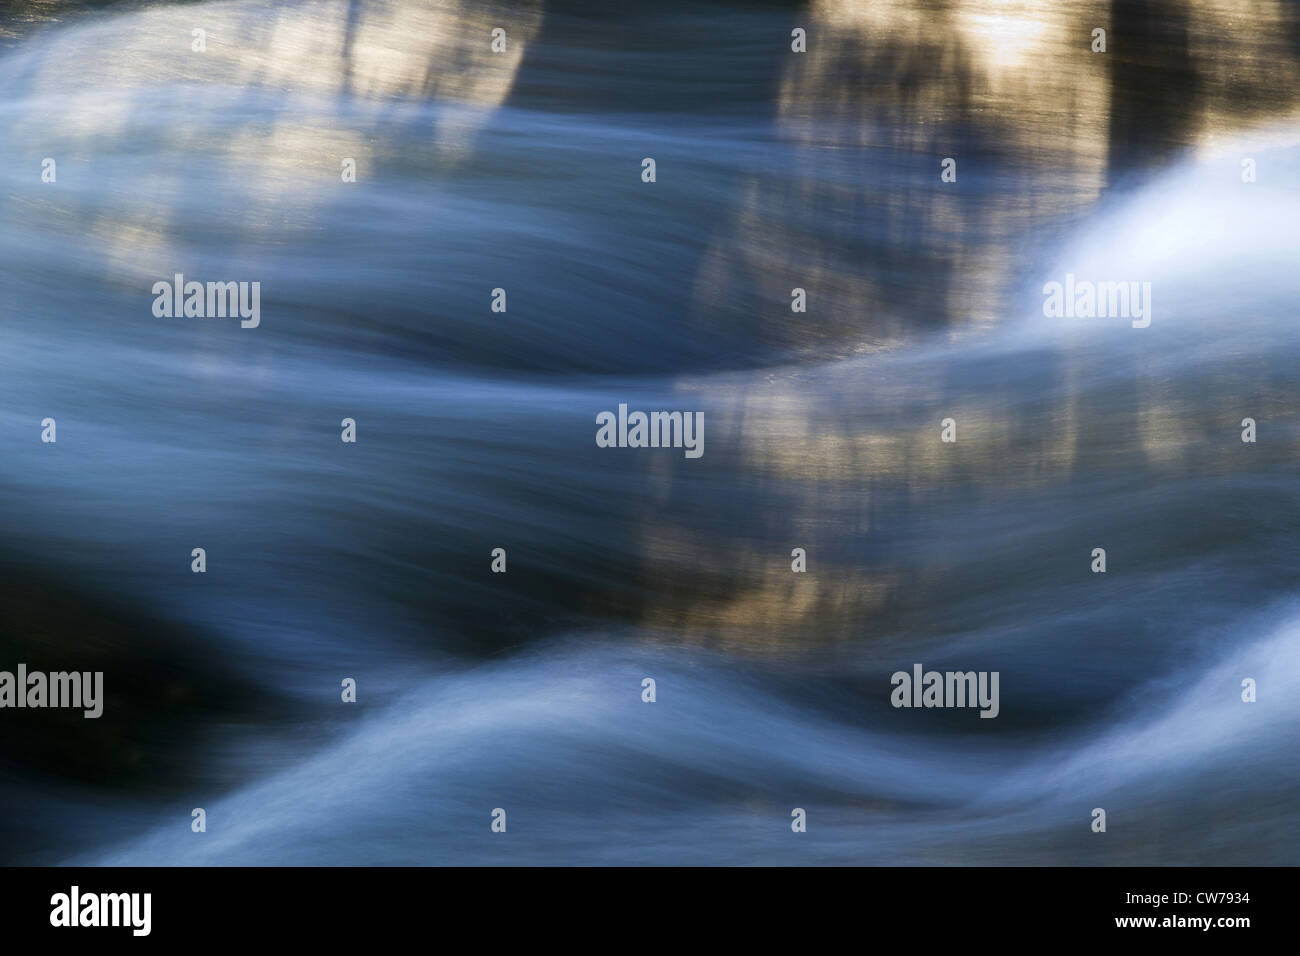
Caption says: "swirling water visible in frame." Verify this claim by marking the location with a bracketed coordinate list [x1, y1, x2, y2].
[0, 0, 1298, 864]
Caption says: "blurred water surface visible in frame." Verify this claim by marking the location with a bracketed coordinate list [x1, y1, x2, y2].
[1, 0, 1298, 864]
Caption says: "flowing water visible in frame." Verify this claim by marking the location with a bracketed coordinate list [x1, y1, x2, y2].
[1, 0, 1298, 864]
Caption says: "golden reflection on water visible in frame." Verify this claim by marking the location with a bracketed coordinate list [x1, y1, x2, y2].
[6, 0, 541, 278]
[664, 0, 1300, 651]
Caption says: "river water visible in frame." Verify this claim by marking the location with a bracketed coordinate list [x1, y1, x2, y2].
[1, 0, 1297, 864]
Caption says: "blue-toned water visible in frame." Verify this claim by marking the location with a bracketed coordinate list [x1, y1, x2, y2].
[1, 0, 1298, 864]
